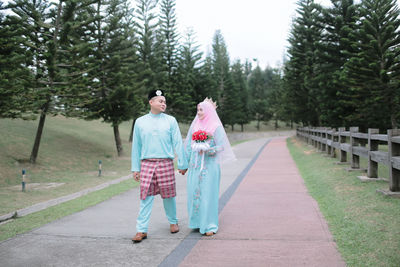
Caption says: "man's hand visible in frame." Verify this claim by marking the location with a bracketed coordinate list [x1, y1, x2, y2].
[178, 169, 187, 175]
[133, 171, 140, 182]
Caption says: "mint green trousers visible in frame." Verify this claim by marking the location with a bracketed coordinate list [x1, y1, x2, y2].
[136, 196, 178, 232]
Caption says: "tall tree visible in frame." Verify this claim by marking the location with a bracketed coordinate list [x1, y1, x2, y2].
[231, 60, 250, 131]
[248, 66, 271, 130]
[135, 0, 159, 92]
[85, 0, 143, 156]
[159, 0, 192, 120]
[0, 2, 35, 119]
[4, 0, 96, 163]
[343, 0, 400, 129]
[264, 67, 284, 129]
[197, 55, 218, 102]
[316, 0, 359, 127]
[169, 28, 202, 122]
[211, 30, 232, 125]
[283, 0, 323, 126]
[159, 0, 178, 82]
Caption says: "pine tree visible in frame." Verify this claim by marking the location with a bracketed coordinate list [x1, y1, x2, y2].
[248, 66, 270, 130]
[264, 67, 284, 129]
[283, 0, 323, 126]
[3, 0, 97, 163]
[343, 0, 400, 129]
[316, 0, 359, 127]
[211, 30, 232, 126]
[231, 60, 250, 131]
[84, 0, 143, 156]
[169, 28, 202, 122]
[135, 0, 159, 92]
[159, 0, 193, 120]
[198, 55, 218, 102]
[0, 3, 35, 119]
[159, 0, 178, 82]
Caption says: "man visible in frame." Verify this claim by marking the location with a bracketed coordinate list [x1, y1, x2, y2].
[131, 89, 187, 243]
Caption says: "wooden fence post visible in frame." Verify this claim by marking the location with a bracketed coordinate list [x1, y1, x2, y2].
[330, 128, 337, 158]
[350, 127, 360, 170]
[326, 128, 332, 156]
[367, 128, 379, 178]
[388, 129, 400, 192]
[312, 128, 317, 148]
[321, 128, 328, 153]
[317, 128, 321, 151]
[338, 127, 347, 163]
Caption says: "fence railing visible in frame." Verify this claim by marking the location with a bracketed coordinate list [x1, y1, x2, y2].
[296, 127, 400, 195]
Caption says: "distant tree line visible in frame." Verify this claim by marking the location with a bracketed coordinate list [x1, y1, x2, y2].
[0, 0, 282, 162]
[283, 0, 400, 131]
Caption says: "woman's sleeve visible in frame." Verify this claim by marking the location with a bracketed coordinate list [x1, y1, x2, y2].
[207, 126, 224, 156]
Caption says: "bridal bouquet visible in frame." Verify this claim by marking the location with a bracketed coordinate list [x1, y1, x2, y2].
[191, 130, 211, 152]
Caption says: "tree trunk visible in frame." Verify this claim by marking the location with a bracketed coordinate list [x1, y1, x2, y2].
[241, 124, 244, 132]
[129, 118, 137, 142]
[257, 118, 260, 130]
[231, 124, 234, 131]
[30, 102, 49, 164]
[275, 118, 278, 130]
[113, 124, 123, 156]
[391, 113, 397, 129]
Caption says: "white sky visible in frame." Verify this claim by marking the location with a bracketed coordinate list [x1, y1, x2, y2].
[175, 0, 333, 69]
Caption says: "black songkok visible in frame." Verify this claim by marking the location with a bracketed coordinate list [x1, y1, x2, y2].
[148, 89, 165, 100]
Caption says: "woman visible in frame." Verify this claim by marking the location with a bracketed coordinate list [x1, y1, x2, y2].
[185, 98, 236, 236]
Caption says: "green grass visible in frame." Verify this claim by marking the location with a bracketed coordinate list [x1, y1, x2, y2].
[0, 179, 136, 242]
[287, 137, 400, 267]
[0, 116, 135, 215]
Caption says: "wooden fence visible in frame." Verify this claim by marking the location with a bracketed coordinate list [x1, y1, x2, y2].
[296, 127, 400, 195]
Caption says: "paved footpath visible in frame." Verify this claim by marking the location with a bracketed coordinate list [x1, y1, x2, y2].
[0, 137, 345, 267]
[176, 138, 345, 267]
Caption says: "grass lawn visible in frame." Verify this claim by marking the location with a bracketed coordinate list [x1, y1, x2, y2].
[287, 137, 400, 267]
[0, 116, 135, 215]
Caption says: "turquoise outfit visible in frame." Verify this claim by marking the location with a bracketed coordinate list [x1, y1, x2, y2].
[131, 112, 188, 172]
[131, 112, 187, 233]
[186, 126, 225, 234]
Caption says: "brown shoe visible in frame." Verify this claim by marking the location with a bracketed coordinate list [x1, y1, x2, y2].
[205, 231, 215, 236]
[170, 223, 179, 233]
[132, 232, 147, 243]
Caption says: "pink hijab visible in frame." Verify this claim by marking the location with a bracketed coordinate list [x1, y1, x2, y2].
[191, 101, 222, 135]
[185, 98, 236, 164]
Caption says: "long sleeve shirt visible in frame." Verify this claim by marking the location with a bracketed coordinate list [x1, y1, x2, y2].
[131, 112, 188, 172]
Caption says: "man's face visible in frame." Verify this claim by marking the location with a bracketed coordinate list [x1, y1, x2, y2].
[149, 96, 166, 113]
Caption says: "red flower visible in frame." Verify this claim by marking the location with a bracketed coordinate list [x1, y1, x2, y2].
[192, 130, 211, 142]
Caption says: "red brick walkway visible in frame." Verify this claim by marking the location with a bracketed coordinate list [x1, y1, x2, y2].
[180, 138, 346, 267]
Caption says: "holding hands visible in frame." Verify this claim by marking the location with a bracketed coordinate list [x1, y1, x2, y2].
[133, 171, 140, 182]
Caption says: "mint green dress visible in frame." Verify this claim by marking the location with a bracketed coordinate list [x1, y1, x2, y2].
[186, 126, 224, 234]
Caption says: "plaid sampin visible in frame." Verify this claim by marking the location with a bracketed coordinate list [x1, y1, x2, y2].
[140, 158, 176, 200]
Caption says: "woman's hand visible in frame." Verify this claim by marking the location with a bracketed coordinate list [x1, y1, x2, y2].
[207, 148, 216, 157]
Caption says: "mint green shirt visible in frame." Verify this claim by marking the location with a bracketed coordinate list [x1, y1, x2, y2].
[131, 112, 188, 172]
